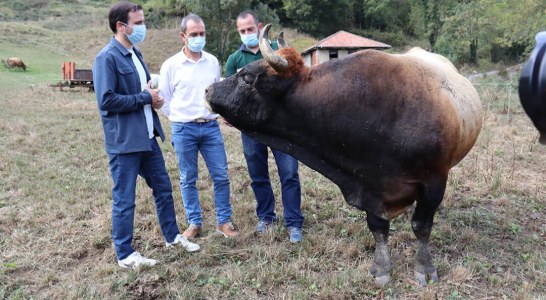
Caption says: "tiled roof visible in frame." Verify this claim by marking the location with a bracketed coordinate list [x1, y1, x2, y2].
[301, 30, 391, 55]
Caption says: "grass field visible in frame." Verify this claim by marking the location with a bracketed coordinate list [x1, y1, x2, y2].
[1, 5, 545, 300]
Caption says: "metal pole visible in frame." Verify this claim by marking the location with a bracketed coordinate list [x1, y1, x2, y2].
[507, 75, 512, 124]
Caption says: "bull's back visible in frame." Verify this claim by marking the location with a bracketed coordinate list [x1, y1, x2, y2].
[401, 48, 482, 166]
[296, 48, 481, 173]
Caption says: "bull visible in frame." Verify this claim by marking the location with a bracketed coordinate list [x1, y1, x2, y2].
[5, 57, 27, 71]
[206, 24, 483, 286]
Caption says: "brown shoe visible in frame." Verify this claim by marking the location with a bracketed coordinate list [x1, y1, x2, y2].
[182, 224, 201, 239]
[216, 222, 238, 238]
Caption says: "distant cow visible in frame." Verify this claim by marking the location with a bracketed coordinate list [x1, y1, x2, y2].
[206, 24, 483, 286]
[5, 57, 27, 71]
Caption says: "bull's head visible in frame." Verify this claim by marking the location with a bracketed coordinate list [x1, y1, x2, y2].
[206, 24, 306, 130]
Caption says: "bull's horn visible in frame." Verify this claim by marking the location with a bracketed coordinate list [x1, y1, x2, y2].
[259, 24, 288, 73]
[278, 31, 288, 48]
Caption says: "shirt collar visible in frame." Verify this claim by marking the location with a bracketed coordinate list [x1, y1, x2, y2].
[180, 46, 207, 63]
[110, 36, 137, 57]
[240, 43, 260, 54]
[240, 39, 275, 54]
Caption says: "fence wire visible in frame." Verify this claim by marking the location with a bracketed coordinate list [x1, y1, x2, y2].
[470, 74, 520, 124]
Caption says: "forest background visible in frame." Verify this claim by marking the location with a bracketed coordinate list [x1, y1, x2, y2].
[1, 0, 544, 67]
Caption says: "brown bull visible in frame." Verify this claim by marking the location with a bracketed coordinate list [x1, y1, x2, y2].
[6, 57, 27, 71]
[206, 24, 483, 286]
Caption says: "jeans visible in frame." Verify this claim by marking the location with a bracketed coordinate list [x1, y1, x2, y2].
[172, 121, 232, 226]
[241, 133, 304, 229]
[108, 138, 180, 260]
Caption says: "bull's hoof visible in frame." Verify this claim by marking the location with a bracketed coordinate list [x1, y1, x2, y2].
[414, 270, 439, 286]
[370, 265, 391, 286]
[373, 274, 391, 286]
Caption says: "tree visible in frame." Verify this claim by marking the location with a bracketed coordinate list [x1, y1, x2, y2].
[283, 0, 354, 37]
[141, 0, 189, 28]
[176, 0, 279, 64]
[407, 0, 426, 38]
[487, 0, 544, 58]
[439, 0, 488, 64]
[437, 0, 543, 64]
[427, 0, 460, 52]
[362, 0, 412, 33]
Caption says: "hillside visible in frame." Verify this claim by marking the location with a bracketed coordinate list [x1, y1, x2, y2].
[0, 2, 317, 85]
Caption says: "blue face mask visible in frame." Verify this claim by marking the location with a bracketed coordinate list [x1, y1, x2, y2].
[241, 32, 259, 48]
[187, 36, 206, 52]
[124, 23, 146, 45]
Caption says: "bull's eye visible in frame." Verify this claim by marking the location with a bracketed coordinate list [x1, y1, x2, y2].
[242, 74, 255, 85]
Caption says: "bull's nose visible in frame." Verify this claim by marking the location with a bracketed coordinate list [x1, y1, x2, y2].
[204, 85, 214, 113]
[205, 84, 214, 96]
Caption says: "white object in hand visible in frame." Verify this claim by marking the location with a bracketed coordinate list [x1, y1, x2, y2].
[150, 73, 160, 89]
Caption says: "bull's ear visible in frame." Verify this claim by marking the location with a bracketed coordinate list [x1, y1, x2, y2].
[278, 32, 288, 48]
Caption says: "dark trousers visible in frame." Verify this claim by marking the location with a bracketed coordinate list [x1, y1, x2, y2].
[108, 138, 180, 260]
[241, 133, 304, 228]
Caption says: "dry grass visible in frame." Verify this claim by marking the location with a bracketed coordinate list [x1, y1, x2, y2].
[1, 9, 545, 300]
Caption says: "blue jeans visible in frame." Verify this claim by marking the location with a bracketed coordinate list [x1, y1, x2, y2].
[172, 121, 232, 226]
[241, 133, 304, 229]
[108, 138, 180, 260]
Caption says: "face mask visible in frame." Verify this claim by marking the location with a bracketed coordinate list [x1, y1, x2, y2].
[186, 36, 206, 52]
[240, 32, 259, 47]
[124, 23, 146, 45]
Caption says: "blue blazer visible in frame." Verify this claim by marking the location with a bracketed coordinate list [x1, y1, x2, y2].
[93, 37, 165, 154]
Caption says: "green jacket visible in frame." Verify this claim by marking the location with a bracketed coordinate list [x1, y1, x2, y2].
[225, 41, 279, 77]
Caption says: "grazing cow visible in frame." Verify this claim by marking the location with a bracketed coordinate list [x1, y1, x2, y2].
[519, 31, 546, 144]
[6, 57, 27, 71]
[206, 24, 482, 286]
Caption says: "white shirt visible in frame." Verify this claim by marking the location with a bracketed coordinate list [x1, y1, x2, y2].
[159, 48, 220, 122]
[129, 47, 154, 138]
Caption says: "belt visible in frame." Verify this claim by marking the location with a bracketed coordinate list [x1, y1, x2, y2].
[191, 118, 217, 123]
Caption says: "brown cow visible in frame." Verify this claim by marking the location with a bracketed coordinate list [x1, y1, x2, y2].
[6, 57, 27, 71]
[206, 24, 483, 286]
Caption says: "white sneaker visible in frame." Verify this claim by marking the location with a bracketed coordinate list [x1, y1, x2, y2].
[117, 252, 158, 269]
[166, 234, 201, 252]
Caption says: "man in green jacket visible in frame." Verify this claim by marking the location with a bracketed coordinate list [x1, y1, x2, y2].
[225, 11, 305, 243]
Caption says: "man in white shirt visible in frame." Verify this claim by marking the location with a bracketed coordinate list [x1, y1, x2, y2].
[159, 13, 238, 239]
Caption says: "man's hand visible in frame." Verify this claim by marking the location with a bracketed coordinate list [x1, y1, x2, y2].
[151, 95, 164, 109]
[146, 81, 164, 109]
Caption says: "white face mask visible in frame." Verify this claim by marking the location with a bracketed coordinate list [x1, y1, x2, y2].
[187, 36, 206, 52]
[240, 32, 259, 47]
[123, 23, 147, 45]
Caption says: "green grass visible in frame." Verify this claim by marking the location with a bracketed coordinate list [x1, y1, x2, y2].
[1, 3, 546, 299]
[0, 44, 67, 90]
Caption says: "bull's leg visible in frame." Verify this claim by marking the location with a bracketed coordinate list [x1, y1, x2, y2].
[367, 214, 391, 286]
[411, 181, 446, 286]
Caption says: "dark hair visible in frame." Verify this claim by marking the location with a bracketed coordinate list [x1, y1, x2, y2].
[180, 13, 204, 34]
[237, 10, 259, 25]
[108, 1, 142, 33]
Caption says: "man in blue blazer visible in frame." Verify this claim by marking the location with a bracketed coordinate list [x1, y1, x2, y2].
[93, 1, 200, 269]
